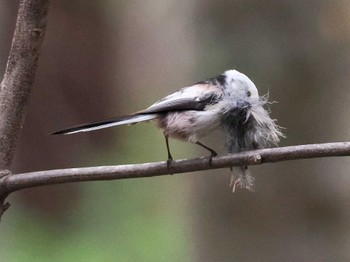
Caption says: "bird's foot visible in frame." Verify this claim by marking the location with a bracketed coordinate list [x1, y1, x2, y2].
[166, 156, 173, 174]
[208, 150, 218, 166]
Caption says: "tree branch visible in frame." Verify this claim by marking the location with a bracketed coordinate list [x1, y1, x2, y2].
[1, 142, 349, 194]
[0, 0, 49, 169]
[0, 0, 49, 218]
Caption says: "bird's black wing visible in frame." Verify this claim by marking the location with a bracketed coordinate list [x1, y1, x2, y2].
[138, 84, 223, 114]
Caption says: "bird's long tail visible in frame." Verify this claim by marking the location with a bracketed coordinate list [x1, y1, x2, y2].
[52, 113, 158, 135]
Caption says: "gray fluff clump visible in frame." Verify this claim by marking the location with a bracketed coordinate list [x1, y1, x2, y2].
[222, 94, 284, 191]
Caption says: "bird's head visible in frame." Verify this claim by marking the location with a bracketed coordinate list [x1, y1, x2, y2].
[222, 69, 260, 104]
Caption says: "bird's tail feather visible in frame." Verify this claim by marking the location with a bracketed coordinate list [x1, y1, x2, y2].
[52, 113, 158, 135]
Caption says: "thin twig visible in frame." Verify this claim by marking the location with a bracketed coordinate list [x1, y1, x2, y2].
[1, 142, 350, 193]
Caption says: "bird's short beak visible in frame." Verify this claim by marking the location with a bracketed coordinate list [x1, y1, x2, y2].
[236, 99, 250, 109]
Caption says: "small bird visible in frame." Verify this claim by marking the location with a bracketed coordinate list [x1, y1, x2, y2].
[53, 70, 283, 191]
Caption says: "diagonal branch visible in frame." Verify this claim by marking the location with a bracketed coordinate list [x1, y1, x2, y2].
[1, 142, 350, 194]
[0, 0, 49, 169]
[0, 0, 50, 218]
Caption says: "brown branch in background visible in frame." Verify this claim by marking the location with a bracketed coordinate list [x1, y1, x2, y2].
[1, 142, 350, 194]
[0, 0, 49, 169]
[0, 0, 50, 217]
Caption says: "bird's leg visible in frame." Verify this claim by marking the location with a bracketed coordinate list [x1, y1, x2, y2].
[164, 134, 173, 170]
[195, 141, 217, 166]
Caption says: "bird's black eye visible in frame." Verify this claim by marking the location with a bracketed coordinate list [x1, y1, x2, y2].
[246, 91, 251, 97]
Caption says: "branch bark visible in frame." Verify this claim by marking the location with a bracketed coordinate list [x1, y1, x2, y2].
[0, 0, 49, 217]
[0, 0, 49, 169]
[0, 142, 349, 194]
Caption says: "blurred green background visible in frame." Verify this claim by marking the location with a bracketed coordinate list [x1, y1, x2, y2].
[1, 0, 350, 261]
